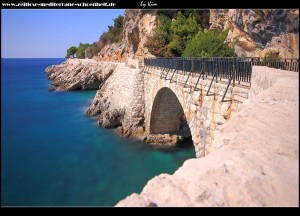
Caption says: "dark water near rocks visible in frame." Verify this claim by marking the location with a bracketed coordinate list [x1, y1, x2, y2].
[1, 58, 195, 206]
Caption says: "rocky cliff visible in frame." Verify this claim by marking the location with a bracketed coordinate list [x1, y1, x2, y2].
[210, 9, 299, 58]
[86, 64, 145, 137]
[94, 10, 156, 62]
[45, 59, 117, 91]
[93, 9, 298, 60]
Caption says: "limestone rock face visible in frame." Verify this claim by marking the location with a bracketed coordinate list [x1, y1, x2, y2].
[210, 9, 299, 58]
[95, 10, 156, 62]
[45, 59, 117, 90]
[123, 10, 157, 60]
[94, 9, 298, 61]
[96, 42, 125, 62]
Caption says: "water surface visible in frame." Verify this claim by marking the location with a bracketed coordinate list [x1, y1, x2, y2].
[1, 58, 195, 206]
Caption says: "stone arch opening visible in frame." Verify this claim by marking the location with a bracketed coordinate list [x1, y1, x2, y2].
[150, 87, 193, 147]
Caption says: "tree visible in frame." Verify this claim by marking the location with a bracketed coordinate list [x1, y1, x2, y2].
[76, 43, 90, 59]
[66, 46, 78, 58]
[168, 11, 199, 56]
[183, 29, 234, 57]
[145, 14, 172, 57]
[100, 15, 124, 45]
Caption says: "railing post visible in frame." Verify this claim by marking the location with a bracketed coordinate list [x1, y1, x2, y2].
[215, 60, 218, 83]
[202, 62, 205, 80]
[192, 58, 194, 77]
[233, 58, 236, 87]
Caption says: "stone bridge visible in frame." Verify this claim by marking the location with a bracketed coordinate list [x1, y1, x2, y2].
[142, 64, 249, 157]
[140, 57, 298, 157]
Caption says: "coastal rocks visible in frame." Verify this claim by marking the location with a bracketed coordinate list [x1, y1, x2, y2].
[143, 134, 184, 147]
[48, 84, 56, 91]
[45, 59, 117, 91]
[86, 64, 145, 138]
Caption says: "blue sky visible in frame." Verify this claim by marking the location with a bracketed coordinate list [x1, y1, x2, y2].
[1, 9, 125, 58]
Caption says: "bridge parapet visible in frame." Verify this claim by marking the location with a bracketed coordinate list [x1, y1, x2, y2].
[144, 65, 249, 157]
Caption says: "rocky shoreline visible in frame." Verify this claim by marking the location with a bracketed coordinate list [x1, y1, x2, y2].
[45, 59, 117, 91]
[46, 59, 184, 147]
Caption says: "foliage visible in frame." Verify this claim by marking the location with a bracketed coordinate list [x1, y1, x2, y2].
[76, 43, 90, 59]
[262, 51, 281, 61]
[146, 10, 216, 57]
[183, 29, 235, 57]
[145, 14, 172, 57]
[100, 15, 124, 45]
[168, 11, 199, 56]
[195, 10, 210, 30]
[91, 42, 102, 56]
[66, 46, 78, 58]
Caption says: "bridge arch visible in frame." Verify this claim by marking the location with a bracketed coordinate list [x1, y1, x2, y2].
[150, 87, 192, 143]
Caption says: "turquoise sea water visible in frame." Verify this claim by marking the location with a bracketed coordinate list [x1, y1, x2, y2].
[1, 58, 194, 206]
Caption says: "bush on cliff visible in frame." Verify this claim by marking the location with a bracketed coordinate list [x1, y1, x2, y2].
[145, 10, 234, 58]
[145, 14, 172, 57]
[183, 29, 235, 57]
[76, 43, 90, 59]
[100, 15, 124, 45]
[168, 11, 199, 56]
[262, 51, 281, 61]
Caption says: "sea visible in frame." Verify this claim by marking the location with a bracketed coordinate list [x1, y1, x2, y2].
[1, 58, 194, 206]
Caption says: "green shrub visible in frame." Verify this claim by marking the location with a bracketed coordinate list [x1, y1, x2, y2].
[145, 14, 172, 57]
[168, 11, 199, 56]
[100, 15, 124, 45]
[183, 29, 234, 57]
[262, 51, 281, 61]
[76, 43, 90, 59]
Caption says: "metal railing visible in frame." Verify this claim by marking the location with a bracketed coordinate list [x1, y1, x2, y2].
[144, 57, 299, 84]
[144, 57, 298, 102]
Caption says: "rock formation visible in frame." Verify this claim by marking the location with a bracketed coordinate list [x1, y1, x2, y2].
[94, 10, 156, 62]
[92, 9, 298, 61]
[45, 59, 117, 90]
[86, 64, 145, 137]
[210, 9, 299, 58]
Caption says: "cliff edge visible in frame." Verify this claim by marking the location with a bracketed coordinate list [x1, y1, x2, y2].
[45, 59, 117, 91]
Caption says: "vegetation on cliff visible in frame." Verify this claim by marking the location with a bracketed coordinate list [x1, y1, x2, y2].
[262, 51, 281, 61]
[183, 29, 234, 57]
[145, 10, 234, 58]
[65, 43, 90, 59]
[65, 46, 78, 58]
[100, 15, 124, 45]
[66, 15, 124, 59]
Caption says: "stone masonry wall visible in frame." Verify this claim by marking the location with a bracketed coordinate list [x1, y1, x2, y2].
[144, 67, 249, 157]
